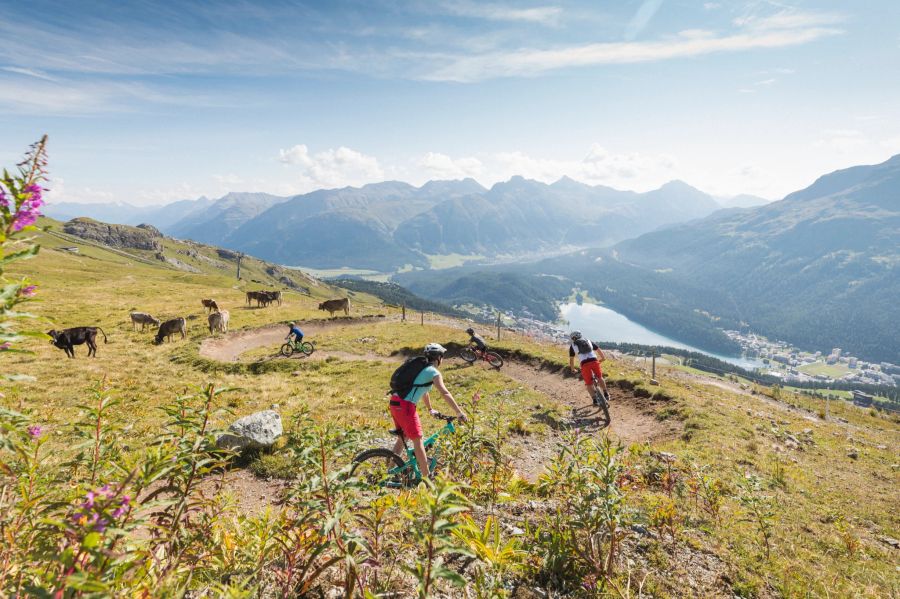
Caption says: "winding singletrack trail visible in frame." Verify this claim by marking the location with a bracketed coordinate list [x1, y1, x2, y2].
[200, 319, 679, 503]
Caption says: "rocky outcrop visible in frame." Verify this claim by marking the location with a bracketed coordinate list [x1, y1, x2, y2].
[216, 410, 283, 452]
[63, 218, 162, 251]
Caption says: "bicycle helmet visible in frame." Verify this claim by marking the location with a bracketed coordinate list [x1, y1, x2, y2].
[466, 328, 474, 335]
[288, 321, 296, 327]
[424, 342, 447, 358]
[570, 330, 582, 341]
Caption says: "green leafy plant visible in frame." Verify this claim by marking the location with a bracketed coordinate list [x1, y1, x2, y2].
[0, 135, 49, 381]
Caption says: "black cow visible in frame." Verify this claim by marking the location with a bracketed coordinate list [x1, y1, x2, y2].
[47, 327, 108, 358]
[154, 317, 186, 345]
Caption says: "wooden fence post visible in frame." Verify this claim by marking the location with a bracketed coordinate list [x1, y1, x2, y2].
[496, 311, 501, 340]
[421, 311, 424, 326]
[402, 303, 406, 321]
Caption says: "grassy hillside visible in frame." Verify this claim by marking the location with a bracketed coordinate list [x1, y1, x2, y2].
[1, 218, 898, 597]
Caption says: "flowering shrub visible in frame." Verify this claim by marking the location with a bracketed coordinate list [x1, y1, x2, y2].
[0, 135, 48, 380]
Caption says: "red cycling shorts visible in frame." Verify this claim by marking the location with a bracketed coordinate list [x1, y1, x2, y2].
[389, 395, 423, 439]
[580, 360, 603, 385]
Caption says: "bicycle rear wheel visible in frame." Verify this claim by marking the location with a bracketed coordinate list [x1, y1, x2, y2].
[485, 351, 504, 369]
[279, 343, 294, 357]
[299, 341, 314, 356]
[350, 448, 410, 488]
[459, 347, 477, 363]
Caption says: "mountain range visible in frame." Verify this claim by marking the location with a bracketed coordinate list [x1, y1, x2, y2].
[397, 155, 900, 363]
[46, 177, 736, 271]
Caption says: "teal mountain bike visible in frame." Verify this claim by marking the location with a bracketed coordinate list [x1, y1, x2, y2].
[350, 412, 458, 488]
[280, 337, 314, 357]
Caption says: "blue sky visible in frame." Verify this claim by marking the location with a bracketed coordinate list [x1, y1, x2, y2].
[1, 0, 898, 205]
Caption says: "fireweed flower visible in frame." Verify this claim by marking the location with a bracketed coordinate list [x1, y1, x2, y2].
[19, 285, 36, 297]
[0, 187, 7, 209]
[70, 485, 131, 533]
[27, 425, 43, 439]
[0, 342, 9, 351]
[10, 184, 43, 231]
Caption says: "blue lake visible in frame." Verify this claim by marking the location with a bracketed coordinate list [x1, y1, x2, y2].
[559, 302, 764, 370]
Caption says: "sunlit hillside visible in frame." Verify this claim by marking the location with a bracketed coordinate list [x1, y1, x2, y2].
[1, 217, 897, 597]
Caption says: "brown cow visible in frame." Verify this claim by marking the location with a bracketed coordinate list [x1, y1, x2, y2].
[201, 298, 219, 313]
[318, 297, 351, 317]
[130, 312, 160, 331]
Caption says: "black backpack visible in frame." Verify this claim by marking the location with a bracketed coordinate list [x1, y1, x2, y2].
[574, 338, 593, 354]
[390, 356, 431, 399]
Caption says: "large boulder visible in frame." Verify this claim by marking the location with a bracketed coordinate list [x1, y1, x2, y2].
[63, 218, 163, 251]
[216, 410, 283, 451]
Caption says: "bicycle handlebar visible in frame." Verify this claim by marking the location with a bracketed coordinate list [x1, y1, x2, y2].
[430, 411, 457, 423]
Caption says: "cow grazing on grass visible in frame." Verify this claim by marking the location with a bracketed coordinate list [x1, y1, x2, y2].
[318, 297, 351, 317]
[201, 299, 219, 313]
[154, 318, 186, 345]
[246, 290, 279, 307]
[130, 312, 160, 332]
[208, 310, 229, 334]
[48, 327, 108, 358]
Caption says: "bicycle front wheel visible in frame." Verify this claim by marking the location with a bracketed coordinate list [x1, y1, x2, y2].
[485, 351, 504, 369]
[350, 448, 410, 488]
[460, 347, 477, 363]
[299, 341, 314, 356]
[279, 343, 294, 357]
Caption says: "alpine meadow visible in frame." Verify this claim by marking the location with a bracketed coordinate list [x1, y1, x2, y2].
[2, 2, 899, 598]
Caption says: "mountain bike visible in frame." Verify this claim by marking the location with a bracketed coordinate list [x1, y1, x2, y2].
[280, 337, 315, 357]
[460, 344, 503, 369]
[590, 372, 611, 425]
[350, 412, 458, 488]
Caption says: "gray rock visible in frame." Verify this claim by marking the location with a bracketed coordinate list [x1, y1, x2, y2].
[217, 410, 283, 451]
[846, 447, 859, 460]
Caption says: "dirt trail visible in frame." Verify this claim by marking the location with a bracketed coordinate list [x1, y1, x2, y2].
[200, 315, 397, 362]
[198, 320, 679, 509]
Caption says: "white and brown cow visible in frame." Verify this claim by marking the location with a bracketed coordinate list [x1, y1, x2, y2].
[208, 310, 229, 334]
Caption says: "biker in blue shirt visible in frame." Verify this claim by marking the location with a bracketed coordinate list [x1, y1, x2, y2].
[287, 322, 304, 344]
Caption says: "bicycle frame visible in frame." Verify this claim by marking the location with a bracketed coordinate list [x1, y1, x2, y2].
[390, 419, 457, 482]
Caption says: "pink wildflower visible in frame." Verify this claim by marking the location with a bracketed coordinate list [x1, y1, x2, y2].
[0, 188, 7, 209]
[19, 285, 36, 297]
[27, 425, 43, 439]
[0, 342, 10, 351]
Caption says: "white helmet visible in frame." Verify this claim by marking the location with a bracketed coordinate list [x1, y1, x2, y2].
[570, 331, 582, 340]
[424, 342, 447, 358]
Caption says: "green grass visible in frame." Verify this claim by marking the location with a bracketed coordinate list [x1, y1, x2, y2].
[798, 361, 852, 378]
[3, 219, 899, 597]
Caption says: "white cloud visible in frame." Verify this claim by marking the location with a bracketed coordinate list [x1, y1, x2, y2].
[1, 66, 57, 81]
[624, 0, 665, 41]
[424, 10, 844, 82]
[418, 152, 483, 180]
[442, 2, 562, 25]
[814, 129, 867, 153]
[755, 78, 776, 86]
[703, 2, 721, 9]
[279, 144, 384, 189]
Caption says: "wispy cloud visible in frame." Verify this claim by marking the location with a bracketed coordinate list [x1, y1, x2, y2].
[424, 14, 844, 82]
[1, 66, 57, 81]
[441, 1, 562, 25]
[624, 0, 665, 41]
